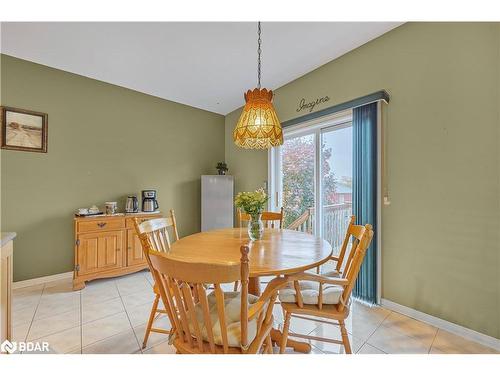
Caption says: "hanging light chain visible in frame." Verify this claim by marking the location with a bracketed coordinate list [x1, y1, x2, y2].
[257, 21, 262, 89]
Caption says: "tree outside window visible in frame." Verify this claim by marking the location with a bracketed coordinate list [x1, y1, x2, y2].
[281, 135, 337, 228]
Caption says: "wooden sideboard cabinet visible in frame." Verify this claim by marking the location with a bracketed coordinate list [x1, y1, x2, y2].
[0, 233, 15, 347]
[73, 213, 161, 290]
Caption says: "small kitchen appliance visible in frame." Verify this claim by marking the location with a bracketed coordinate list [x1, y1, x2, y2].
[125, 195, 139, 213]
[142, 190, 159, 212]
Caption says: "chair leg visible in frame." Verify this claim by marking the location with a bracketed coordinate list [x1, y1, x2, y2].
[233, 281, 239, 291]
[142, 293, 160, 349]
[280, 312, 292, 354]
[266, 334, 273, 354]
[339, 320, 352, 354]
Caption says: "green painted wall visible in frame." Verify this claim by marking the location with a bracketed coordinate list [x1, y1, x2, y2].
[1, 55, 225, 282]
[225, 23, 500, 338]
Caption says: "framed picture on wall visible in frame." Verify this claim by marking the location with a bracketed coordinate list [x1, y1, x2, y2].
[1, 106, 48, 153]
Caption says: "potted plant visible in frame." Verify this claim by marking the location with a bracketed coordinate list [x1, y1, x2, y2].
[234, 188, 269, 240]
[216, 162, 228, 175]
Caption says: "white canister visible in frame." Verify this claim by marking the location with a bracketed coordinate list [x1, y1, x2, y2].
[105, 201, 118, 215]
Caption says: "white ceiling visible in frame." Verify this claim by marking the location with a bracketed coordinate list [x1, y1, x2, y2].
[1, 22, 402, 114]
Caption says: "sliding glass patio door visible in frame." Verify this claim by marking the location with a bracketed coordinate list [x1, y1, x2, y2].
[271, 112, 353, 257]
[271, 102, 381, 304]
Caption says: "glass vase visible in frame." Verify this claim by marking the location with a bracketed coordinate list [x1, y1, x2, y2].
[247, 213, 264, 241]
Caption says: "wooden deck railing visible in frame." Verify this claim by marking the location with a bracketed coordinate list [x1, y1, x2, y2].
[286, 208, 314, 233]
[321, 203, 352, 252]
[286, 203, 352, 253]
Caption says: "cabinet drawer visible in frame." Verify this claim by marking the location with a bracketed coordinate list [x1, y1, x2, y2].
[78, 219, 125, 233]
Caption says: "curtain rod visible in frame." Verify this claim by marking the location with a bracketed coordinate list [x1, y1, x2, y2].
[282, 90, 390, 128]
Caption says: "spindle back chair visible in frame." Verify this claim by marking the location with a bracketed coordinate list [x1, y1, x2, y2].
[133, 209, 179, 348]
[278, 223, 374, 354]
[149, 245, 282, 354]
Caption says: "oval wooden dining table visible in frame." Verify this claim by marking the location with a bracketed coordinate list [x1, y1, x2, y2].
[167, 227, 333, 353]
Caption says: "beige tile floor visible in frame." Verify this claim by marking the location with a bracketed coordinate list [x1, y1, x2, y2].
[12, 270, 498, 354]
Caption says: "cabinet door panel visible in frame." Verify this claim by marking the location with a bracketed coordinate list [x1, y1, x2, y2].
[77, 236, 98, 275]
[99, 235, 118, 268]
[77, 231, 123, 276]
[127, 230, 147, 267]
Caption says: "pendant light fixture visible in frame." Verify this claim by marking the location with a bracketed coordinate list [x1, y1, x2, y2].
[233, 22, 283, 149]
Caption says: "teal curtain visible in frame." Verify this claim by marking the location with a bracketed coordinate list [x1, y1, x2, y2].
[352, 102, 378, 304]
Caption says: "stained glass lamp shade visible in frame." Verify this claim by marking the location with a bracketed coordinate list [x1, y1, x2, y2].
[233, 88, 283, 149]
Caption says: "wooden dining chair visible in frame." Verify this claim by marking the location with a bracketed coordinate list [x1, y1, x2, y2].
[133, 209, 179, 349]
[316, 215, 356, 276]
[278, 223, 374, 354]
[237, 207, 284, 229]
[148, 245, 284, 354]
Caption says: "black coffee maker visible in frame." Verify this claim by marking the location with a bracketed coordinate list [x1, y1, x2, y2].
[142, 190, 159, 212]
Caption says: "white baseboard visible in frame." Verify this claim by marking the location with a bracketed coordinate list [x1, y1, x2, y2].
[381, 298, 500, 352]
[13, 271, 73, 289]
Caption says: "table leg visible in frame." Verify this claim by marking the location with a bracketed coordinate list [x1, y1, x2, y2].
[248, 277, 261, 296]
[249, 276, 311, 354]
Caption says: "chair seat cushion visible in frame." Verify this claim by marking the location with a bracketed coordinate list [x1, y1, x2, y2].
[279, 281, 343, 305]
[321, 270, 341, 278]
[190, 291, 261, 348]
